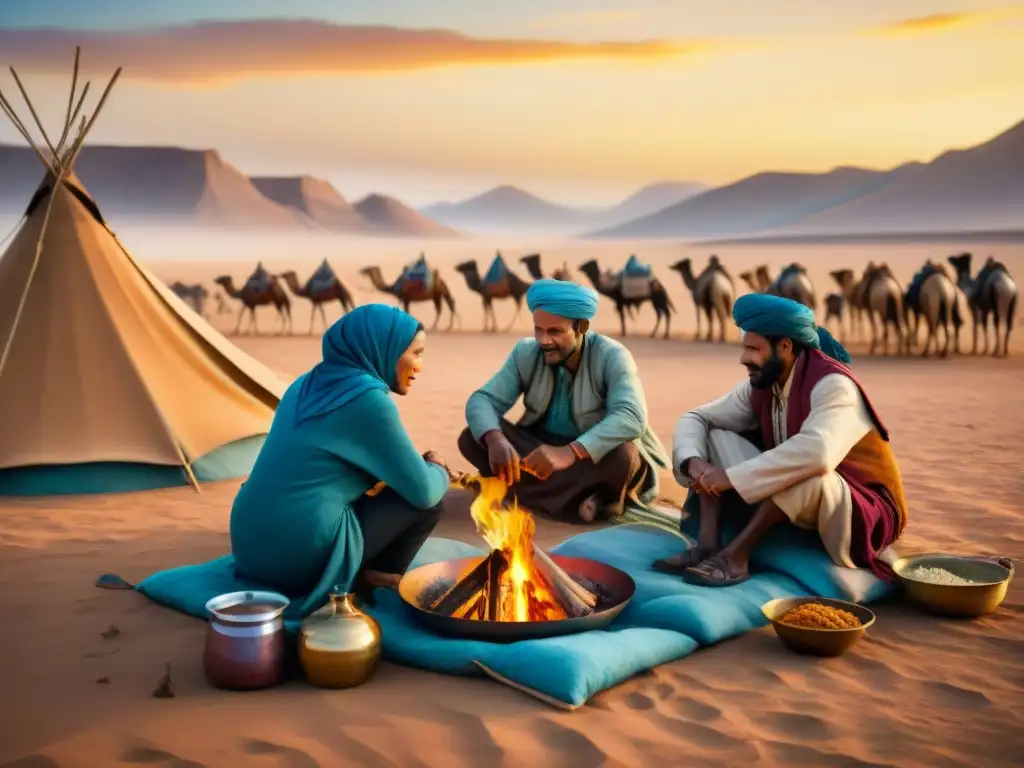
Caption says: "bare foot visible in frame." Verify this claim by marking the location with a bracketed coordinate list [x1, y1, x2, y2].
[578, 493, 601, 523]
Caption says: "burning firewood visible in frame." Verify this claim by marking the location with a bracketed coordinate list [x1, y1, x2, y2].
[531, 545, 598, 618]
[430, 549, 509, 617]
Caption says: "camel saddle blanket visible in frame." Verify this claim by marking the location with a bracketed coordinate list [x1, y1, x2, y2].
[485, 276, 511, 299]
[621, 274, 652, 300]
[243, 274, 273, 294]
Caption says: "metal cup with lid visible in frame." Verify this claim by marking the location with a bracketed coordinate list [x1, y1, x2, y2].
[203, 590, 290, 690]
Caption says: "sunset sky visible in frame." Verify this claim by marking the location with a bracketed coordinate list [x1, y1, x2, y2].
[1, 0, 1022, 206]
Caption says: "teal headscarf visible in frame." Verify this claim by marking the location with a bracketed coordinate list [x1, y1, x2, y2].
[733, 293, 851, 364]
[527, 279, 599, 320]
[294, 304, 422, 425]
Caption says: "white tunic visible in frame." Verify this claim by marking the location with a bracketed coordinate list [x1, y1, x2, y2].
[672, 371, 881, 568]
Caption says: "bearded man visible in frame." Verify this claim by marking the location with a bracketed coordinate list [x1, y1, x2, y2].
[656, 293, 908, 586]
[457, 279, 668, 522]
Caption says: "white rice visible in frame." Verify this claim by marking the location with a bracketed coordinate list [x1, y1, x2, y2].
[904, 565, 978, 586]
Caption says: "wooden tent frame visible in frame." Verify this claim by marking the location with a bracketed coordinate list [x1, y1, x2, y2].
[0, 48, 201, 491]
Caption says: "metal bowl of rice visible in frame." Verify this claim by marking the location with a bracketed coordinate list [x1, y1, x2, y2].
[892, 553, 1014, 618]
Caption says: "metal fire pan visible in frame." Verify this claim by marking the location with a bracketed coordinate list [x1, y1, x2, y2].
[398, 554, 635, 643]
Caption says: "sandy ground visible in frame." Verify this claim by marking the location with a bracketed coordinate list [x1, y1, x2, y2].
[1, 239, 1023, 767]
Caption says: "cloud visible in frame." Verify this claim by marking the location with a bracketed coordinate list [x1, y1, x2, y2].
[864, 5, 1024, 38]
[0, 19, 718, 84]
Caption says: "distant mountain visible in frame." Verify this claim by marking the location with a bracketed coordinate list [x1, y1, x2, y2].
[595, 181, 707, 229]
[762, 119, 1024, 237]
[0, 144, 314, 228]
[250, 175, 370, 232]
[587, 166, 916, 238]
[0, 145, 457, 236]
[355, 194, 459, 237]
[422, 185, 593, 234]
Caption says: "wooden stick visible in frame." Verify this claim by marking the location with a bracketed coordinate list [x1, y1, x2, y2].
[485, 550, 505, 621]
[8, 67, 58, 160]
[531, 545, 597, 618]
[58, 81, 91, 163]
[55, 47, 82, 155]
[429, 550, 508, 617]
[0, 89, 51, 169]
[65, 67, 122, 169]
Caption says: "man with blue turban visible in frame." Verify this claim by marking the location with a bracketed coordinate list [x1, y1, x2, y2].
[658, 293, 909, 586]
[458, 279, 669, 522]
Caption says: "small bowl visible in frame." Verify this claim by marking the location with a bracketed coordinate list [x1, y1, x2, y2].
[892, 553, 1014, 618]
[762, 597, 876, 657]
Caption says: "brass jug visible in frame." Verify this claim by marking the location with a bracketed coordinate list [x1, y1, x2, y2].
[298, 589, 382, 688]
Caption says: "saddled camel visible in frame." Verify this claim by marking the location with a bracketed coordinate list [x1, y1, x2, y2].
[903, 260, 962, 358]
[519, 253, 573, 282]
[169, 281, 209, 317]
[740, 264, 817, 312]
[455, 257, 531, 332]
[669, 256, 735, 342]
[577, 258, 675, 338]
[359, 264, 459, 331]
[859, 263, 907, 356]
[278, 268, 356, 334]
[947, 253, 1018, 357]
[214, 271, 292, 335]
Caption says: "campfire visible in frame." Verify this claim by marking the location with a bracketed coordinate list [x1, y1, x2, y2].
[430, 476, 599, 623]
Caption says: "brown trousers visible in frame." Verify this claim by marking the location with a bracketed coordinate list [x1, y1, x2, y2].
[457, 419, 644, 521]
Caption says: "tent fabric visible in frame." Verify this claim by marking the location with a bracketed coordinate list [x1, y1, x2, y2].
[0, 171, 284, 490]
[483, 254, 509, 286]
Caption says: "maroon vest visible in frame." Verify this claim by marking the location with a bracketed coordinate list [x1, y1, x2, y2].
[749, 350, 906, 579]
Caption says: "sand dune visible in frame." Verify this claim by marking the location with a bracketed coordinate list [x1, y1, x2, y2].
[1, 299, 1021, 765]
[251, 175, 372, 233]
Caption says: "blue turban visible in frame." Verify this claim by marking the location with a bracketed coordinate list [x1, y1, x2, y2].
[733, 293, 851, 364]
[526, 278, 599, 320]
[293, 304, 422, 425]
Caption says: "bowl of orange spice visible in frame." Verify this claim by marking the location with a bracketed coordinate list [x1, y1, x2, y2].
[761, 597, 876, 657]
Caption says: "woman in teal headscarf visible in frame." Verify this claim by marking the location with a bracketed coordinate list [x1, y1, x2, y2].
[229, 303, 454, 617]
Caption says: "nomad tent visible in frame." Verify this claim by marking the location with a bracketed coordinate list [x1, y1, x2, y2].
[0, 49, 284, 495]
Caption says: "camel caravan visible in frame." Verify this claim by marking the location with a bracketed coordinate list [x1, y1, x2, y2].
[171, 250, 1016, 358]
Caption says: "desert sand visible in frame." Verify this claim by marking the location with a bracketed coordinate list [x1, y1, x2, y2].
[1, 238, 1022, 767]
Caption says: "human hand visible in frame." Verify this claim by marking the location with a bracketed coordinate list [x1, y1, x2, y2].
[422, 450, 457, 482]
[522, 444, 576, 481]
[484, 433, 521, 485]
[697, 466, 733, 496]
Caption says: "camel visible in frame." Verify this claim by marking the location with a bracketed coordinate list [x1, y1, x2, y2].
[738, 264, 816, 313]
[214, 272, 292, 336]
[823, 293, 845, 340]
[519, 253, 573, 282]
[858, 263, 907, 356]
[947, 253, 1018, 357]
[214, 293, 231, 315]
[358, 264, 459, 331]
[669, 257, 735, 342]
[169, 281, 208, 317]
[577, 258, 674, 338]
[829, 269, 867, 343]
[278, 267, 356, 335]
[903, 260, 963, 358]
[455, 257, 531, 332]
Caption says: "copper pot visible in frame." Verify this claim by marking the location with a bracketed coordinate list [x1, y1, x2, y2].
[203, 590, 290, 690]
[298, 590, 381, 688]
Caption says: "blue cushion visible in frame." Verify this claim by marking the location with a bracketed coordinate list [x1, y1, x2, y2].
[134, 524, 893, 709]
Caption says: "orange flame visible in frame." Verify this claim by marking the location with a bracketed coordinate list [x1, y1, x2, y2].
[463, 475, 567, 622]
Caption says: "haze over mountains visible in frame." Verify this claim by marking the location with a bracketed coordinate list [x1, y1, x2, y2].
[589, 118, 1024, 240]
[0, 145, 457, 238]
[421, 181, 707, 235]
[1, 117, 1020, 241]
